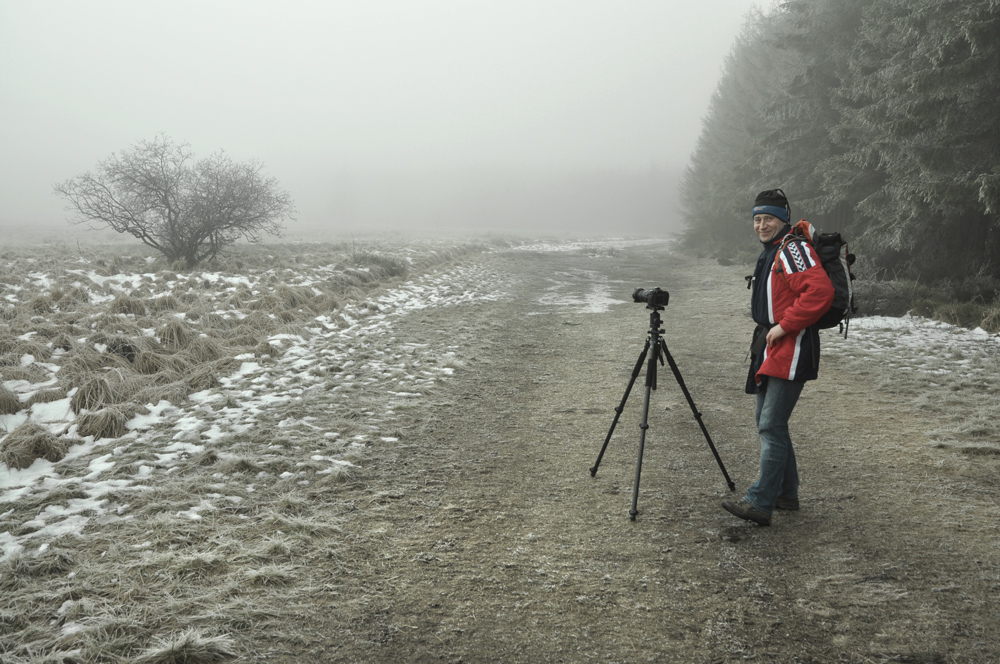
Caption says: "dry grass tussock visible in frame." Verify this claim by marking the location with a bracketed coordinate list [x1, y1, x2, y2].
[69, 374, 116, 413]
[134, 377, 191, 407]
[108, 295, 148, 316]
[0, 337, 52, 360]
[55, 284, 92, 306]
[0, 364, 51, 383]
[223, 287, 253, 309]
[31, 323, 63, 340]
[0, 384, 22, 414]
[350, 249, 410, 278]
[156, 320, 191, 350]
[133, 631, 238, 664]
[0, 421, 68, 469]
[246, 294, 284, 314]
[133, 351, 190, 376]
[183, 336, 224, 363]
[26, 387, 67, 407]
[0, 352, 23, 367]
[148, 293, 180, 312]
[186, 365, 221, 391]
[197, 312, 237, 333]
[57, 351, 112, 388]
[0, 548, 76, 587]
[69, 370, 147, 413]
[233, 311, 274, 333]
[75, 406, 130, 440]
[89, 313, 142, 338]
[26, 295, 54, 314]
[274, 284, 315, 310]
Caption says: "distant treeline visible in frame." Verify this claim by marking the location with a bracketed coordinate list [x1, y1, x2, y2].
[681, 0, 1000, 283]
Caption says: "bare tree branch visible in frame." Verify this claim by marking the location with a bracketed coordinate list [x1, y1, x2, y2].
[54, 134, 294, 268]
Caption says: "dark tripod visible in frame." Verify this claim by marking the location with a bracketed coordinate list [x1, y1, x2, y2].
[590, 303, 736, 520]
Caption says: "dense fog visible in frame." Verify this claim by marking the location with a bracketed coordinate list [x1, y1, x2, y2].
[0, 1, 757, 240]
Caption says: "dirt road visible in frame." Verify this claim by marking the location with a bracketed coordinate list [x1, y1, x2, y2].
[272, 244, 1000, 663]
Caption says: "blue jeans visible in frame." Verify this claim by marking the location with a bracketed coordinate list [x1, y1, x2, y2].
[745, 377, 804, 514]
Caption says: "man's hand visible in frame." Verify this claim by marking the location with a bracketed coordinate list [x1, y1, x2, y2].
[766, 324, 787, 348]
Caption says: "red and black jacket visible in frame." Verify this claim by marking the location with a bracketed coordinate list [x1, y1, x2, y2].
[745, 226, 834, 394]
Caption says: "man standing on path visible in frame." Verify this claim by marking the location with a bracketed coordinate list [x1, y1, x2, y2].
[722, 189, 834, 526]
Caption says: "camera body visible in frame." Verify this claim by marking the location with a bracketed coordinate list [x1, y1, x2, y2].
[632, 287, 669, 308]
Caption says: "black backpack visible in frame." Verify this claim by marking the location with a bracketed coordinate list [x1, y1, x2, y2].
[775, 220, 857, 335]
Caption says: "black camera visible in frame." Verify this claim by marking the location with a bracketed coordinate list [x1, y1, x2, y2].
[632, 287, 669, 307]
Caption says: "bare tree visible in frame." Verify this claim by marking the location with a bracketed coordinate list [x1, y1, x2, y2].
[54, 134, 295, 268]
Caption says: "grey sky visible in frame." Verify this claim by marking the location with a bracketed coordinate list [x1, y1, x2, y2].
[1, 0, 760, 238]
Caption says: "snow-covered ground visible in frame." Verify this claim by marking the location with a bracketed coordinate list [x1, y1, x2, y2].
[825, 314, 1000, 381]
[0, 254, 512, 561]
[534, 270, 624, 314]
[514, 238, 670, 254]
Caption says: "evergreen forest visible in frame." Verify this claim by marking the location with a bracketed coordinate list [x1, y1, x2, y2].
[682, 0, 1000, 315]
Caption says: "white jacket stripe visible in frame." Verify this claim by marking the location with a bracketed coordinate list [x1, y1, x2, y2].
[802, 243, 818, 267]
[766, 270, 775, 324]
[778, 251, 794, 275]
[788, 328, 806, 380]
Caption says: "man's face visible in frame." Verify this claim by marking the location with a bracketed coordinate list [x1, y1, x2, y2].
[753, 214, 784, 242]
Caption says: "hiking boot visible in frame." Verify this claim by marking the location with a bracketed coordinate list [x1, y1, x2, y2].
[722, 499, 771, 526]
[775, 495, 799, 511]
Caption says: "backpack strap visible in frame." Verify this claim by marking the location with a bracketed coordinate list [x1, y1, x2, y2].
[771, 222, 814, 283]
[771, 234, 798, 285]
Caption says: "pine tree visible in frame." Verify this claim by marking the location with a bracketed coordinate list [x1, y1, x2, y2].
[681, 9, 789, 256]
[827, 0, 1000, 277]
[756, 0, 870, 231]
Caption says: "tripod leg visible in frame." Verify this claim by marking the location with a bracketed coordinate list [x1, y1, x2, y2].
[590, 340, 649, 477]
[629, 339, 659, 520]
[660, 339, 736, 492]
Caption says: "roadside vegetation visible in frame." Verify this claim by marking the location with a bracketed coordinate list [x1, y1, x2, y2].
[853, 268, 1000, 332]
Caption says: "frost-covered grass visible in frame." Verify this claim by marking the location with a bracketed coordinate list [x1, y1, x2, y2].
[0, 239, 483, 460]
[0, 237, 517, 661]
[824, 315, 1000, 451]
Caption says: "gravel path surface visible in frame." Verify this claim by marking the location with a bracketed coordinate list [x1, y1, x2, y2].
[315, 245, 1000, 663]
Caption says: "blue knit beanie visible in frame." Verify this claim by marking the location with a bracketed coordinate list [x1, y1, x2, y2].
[752, 189, 790, 223]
